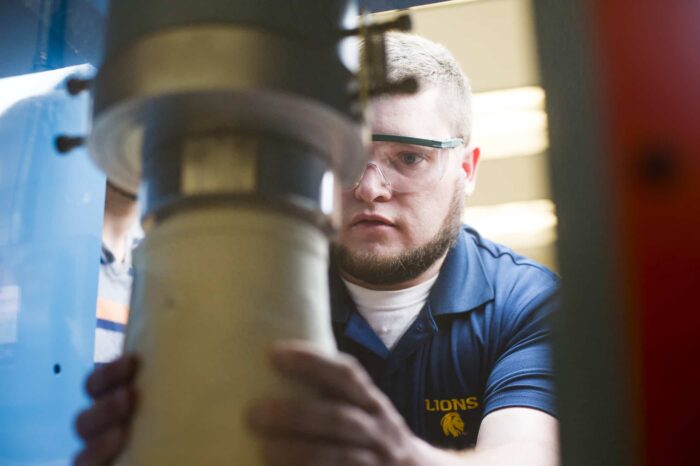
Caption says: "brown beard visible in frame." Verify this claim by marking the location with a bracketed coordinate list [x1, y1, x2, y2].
[332, 180, 464, 286]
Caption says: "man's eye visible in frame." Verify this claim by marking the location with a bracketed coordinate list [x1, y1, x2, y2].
[399, 152, 426, 165]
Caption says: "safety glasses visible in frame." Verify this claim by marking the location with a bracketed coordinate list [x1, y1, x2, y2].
[346, 134, 465, 194]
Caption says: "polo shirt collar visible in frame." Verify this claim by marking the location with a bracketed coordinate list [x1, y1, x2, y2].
[330, 227, 494, 323]
[330, 265, 355, 324]
[429, 227, 495, 316]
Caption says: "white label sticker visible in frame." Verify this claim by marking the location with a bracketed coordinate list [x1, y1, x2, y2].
[0, 285, 20, 344]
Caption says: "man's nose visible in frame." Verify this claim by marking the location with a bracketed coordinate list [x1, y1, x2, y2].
[353, 162, 393, 202]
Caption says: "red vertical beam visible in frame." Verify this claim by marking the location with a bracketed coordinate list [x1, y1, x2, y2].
[589, 2, 700, 464]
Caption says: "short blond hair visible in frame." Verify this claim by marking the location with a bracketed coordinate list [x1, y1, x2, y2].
[383, 32, 472, 141]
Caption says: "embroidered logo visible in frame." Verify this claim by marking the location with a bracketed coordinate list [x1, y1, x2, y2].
[440, 412, 465, 437]
[425, 397, 478, 438]
[424, 397, 479, 412]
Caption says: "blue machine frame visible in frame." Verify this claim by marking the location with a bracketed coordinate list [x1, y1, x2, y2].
[0, 0, 108, 456]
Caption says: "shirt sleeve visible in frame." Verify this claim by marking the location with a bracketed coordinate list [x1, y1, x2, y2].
[481, 272, 559, 418]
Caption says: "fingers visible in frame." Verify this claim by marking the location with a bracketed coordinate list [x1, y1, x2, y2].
[75, 386, 136, 439]
[258, 437, 380, 466]
[73, 426, 127, 466]
[85, 355, 139, 400]
[75, 356, 139, 466]
[247, 398, 381, 449]
[268, 342, 386, 413]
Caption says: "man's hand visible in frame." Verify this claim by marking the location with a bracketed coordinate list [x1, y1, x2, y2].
[246, 341, 449, 466]
[71, 344, 557, 466]
[73, 355, 139, 466]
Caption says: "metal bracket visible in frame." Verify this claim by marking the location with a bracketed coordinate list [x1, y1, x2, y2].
[350, 12, 418, 103]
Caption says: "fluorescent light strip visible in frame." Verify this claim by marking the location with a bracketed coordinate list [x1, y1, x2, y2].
[463, 199, 557, 249]
[471, 86, 549, 160]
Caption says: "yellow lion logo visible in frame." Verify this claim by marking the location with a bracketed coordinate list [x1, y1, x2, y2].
[440, 412, 465, 437]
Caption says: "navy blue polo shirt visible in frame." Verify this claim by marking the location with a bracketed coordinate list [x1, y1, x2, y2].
[330, 225, 559, 448]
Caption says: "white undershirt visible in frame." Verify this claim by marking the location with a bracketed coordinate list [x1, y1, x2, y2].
[342, 274, 439, 350]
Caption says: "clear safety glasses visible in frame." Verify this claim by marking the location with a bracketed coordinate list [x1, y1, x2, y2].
[346, 134, 465, 194]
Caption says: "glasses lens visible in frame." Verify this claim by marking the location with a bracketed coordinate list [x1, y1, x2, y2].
[371, 142, 446, 192]
[344, 141, 455, 193]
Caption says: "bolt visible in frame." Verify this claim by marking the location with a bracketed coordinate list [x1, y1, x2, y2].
[55, 135, 85, 154]
[66, 78, 91, 96]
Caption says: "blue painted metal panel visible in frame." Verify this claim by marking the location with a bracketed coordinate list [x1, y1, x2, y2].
[0, 65, 105, 465]
[0, 0, 107, 79]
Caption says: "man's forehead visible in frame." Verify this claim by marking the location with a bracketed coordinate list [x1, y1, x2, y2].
[368, 87, 452, 138]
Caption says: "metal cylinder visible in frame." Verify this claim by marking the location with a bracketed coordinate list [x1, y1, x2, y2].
[123, 207, 334, 464]
[87, 0, 365, 463]
[89, 0, 365, 201]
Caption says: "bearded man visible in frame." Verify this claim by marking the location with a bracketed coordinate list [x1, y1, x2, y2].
[74, 33, 560, 466]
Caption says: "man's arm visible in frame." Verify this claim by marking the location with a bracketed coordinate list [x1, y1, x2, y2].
[73, 344, 559, 466]
[408, 408, 559, 466]
[458, 408, 559, 466]
[248, 341, 559, 466]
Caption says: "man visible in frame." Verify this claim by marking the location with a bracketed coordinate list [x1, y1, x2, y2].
[74, 33, 559, 465]
[94, 181, 142, 365]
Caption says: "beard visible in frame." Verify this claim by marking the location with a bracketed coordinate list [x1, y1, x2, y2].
[331, 179, 464, 286]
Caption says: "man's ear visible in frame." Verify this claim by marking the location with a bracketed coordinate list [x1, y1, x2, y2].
[462, 146, 481, 196]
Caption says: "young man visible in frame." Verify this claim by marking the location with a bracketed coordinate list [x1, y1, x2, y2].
[94, 181, 142, 365]
[74, 33, 559, 466]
